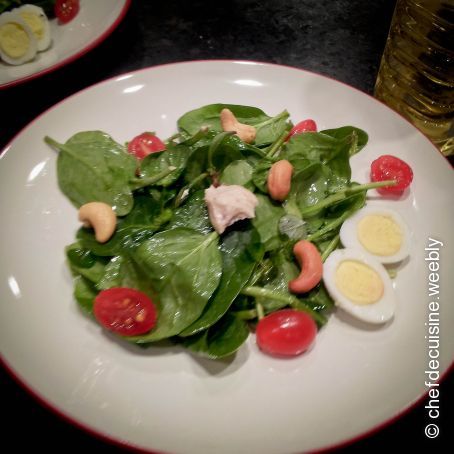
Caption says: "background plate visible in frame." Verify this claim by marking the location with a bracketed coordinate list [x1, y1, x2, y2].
[0, 61, 453, 453]
[0, 0, 130, 88]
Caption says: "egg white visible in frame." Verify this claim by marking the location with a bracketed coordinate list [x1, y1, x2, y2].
[323, 248, 396, 324]
[0, 11, 37, 65]
[15, 4, 51, 52]
[340, 206, 410, 264]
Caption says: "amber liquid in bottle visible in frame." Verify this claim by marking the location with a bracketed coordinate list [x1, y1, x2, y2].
[374, 0, 454, 156]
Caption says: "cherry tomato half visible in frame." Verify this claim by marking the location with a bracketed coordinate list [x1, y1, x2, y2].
[127, 132, 166, 159]
[256, 309, 317, 357]
[370, 154, 413, 195]
[55, 0, 80, 24]
[285, 119, 317, 141]
[94, 288, 157, 336]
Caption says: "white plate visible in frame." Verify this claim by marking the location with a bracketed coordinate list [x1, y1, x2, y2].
[0, 61, 453, 453]
[0, 0, 130, 88]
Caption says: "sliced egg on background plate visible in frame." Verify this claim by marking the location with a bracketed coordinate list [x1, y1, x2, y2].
[340, 206, 410, 264]
[323, 248, 396, 324]
[0, 11, 37, 65]
[16, 4, 51, 52]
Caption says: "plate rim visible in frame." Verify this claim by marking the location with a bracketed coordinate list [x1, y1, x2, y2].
[0, 0, 131, 90]
[0, 59, 452, 452]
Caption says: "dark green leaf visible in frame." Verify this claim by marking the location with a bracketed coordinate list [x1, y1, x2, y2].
[96, 255, 155, 295]
[288, 162, 329, 212]
[304, 283, 335, 312]
[130, 229, 222, 341]
[48, 131, 137, 216]
[177, 104, 290, 147]
[180, 227, 264, 336]
[179, 313, 249, 359]
[168, 190, 212, 234]
[254, 112, 291, 146]
[74, 276, 97, 314]
[137, 143, 190, 187]
[220, 160, 254, 189]
[66, 242, 108, 284]
[321, 126, 368, 156]
[251, 159, 272, 193]
[252, 194, 285, 251]
[278, 214, 307, 240]
[178, 104, 270, 136]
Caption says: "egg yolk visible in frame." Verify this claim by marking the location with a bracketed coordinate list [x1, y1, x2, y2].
[358, 214, 402, 256]
[20, 12, 44, 40]
[335, 260, 384, 305]
[0, 22, 30, 58]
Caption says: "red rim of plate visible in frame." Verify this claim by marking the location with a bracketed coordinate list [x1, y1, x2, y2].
[0, 0, 132, 90]
[0, 60, 452, 453]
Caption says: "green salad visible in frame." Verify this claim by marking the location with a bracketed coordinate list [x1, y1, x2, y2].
[45, 103, 394, 360]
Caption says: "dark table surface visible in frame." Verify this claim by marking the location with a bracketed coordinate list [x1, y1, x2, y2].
[1, 0, 452, 452]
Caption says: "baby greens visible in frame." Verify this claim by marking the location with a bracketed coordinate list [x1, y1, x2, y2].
[50, 103, 375, 360]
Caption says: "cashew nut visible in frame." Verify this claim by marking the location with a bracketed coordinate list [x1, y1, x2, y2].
[267, 159, 294, 201]
[288, 240, 323, 294]
[220, 108, 256, 143]
[78, 202, 117, 243]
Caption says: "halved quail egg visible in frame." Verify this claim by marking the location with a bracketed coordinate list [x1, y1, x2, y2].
[15, 4, 51, 52]
[0, 11, 37, 65]
[340, 206, 410, 264]
[323, 248, 396, 324]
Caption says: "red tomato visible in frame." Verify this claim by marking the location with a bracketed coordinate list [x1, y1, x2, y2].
[370, 154, 413, 195]
[55, 0, 80, 24]
[285, 119, 317, 141]
[94, 288, 157, 336]
[256, 309, 317, 357]
[127, 132, 166, 159]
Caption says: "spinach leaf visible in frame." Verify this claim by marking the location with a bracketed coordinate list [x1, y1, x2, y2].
[240, 249, 332, 324]
[180, 227, 264, 336]
[284, 129, 363, 190]
[285, 132, 338, 162]
[168, 190, 212, 234]
[134, 229, 221, 294]
[256, 249, 299, 311]
[179, 313, 249, 359]
[149, 187, 178, 208]
[46, 131, 137, 216]
[220, 160, 254, 189]
[288, 162, 329, 213]
[130, 229, 222, 341]
[278, 214, 306, 241]
[254, 112, 291, 147]
[321, 126, 368, 156]
[177, 104, 290, 147]
[178, 104, 270, 136]
[137, 143, 190, 188]
[77, 194, 172, 256]
[306, 189, 367, 242]
[305, 283, 335, 312]
[251, 159, 272, 193]
[66, 244, 96, 268]
[96, 255, 155, 295]
[252, 194, 285, 251]
[183, 130, 264, 188]
[323, 137, 352, 191]
[74, 276, 97, 315]
[66, 242, 108, 284]
[126, 266, 204, 342]
[1, 1, 56, 15]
